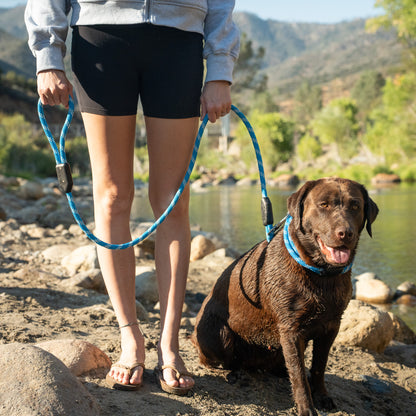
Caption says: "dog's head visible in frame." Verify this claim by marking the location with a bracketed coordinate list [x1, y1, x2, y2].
[286, 177, 378, 271]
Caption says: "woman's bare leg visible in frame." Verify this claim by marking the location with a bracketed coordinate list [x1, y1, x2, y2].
[146, 116, 198, 389]
[82, 113, 145, 386]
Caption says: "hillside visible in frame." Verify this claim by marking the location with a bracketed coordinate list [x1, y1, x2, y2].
[233, 12, 402, 94]
[0, 6, 404, 102]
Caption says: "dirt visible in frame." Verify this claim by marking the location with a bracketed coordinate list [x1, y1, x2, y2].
[0, 222, 415, 416]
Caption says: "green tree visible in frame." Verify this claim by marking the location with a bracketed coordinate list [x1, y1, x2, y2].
[351, 71, 385, 119]
[364, 72, 416, 165]
[236, 111, 294, 172]
[233, 33, 268, 94]
[367, 0, 416, 65]
[296, 133, 323, 162]
[292, 81, 322, 132]
[311, 98, 359, 163]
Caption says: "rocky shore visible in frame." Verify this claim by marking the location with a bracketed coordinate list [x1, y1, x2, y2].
[0, 175, 415, 416]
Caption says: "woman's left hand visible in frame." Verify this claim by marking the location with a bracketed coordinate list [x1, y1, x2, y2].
[200, 81, 232, 123]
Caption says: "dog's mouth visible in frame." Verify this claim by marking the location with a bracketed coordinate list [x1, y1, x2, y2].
[317, 236, 351, 265]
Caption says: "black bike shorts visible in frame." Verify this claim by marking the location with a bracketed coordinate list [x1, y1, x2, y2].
[71, 23, 204, 118]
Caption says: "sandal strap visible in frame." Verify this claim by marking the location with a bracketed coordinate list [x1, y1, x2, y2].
[112, 361, 145, 376]
[161, 364, 193, 379]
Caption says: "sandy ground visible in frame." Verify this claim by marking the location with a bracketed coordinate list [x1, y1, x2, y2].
[1, 224, 415, 416]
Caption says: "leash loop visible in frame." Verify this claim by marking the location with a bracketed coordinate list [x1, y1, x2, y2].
[38, 97, 273, 249]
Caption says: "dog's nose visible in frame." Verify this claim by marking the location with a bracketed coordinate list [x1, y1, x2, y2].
[336, 226, 354, 241]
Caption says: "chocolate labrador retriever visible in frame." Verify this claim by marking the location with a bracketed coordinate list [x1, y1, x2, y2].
[192, 177, 378, 416]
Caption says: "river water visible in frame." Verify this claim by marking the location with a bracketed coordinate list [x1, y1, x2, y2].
[132, 182, 416, 331]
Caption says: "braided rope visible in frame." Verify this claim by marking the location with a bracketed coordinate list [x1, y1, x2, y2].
[38, 97, 272, 249]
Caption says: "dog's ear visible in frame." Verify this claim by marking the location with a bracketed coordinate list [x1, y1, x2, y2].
[287, 180, 318, 232]
[360, 185, 379, 237]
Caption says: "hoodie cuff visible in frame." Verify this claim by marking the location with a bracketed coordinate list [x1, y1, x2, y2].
[35, 44, 66, 74]
[205, 53, 235, 85]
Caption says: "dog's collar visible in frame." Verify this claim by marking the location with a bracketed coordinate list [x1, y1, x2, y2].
[283, 214, 353, 276]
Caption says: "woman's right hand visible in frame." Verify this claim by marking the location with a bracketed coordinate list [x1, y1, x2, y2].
[37, 69, 73, 108]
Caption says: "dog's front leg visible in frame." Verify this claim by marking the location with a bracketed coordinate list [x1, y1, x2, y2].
[309, 327, 338, 410]
[280, 334, 317, 416]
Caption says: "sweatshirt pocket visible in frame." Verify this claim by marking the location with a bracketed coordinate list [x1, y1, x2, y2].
[154, 0, 207, 13]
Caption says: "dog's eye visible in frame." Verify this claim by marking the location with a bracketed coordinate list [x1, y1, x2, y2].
[351, 202, 360, 210]
[319, 202, 329, 209]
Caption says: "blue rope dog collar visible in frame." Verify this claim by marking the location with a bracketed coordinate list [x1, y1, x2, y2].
[38, 97, 275, 249]
[283, 214, 353, 275]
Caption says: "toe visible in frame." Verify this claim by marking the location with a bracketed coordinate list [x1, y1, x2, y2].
[179, 375, 194, 389]
[163, 368, 179, 387]
[129, 366, 144, 385]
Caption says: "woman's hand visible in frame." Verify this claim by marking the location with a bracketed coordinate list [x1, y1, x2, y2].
[37, 69, 73, 108]
[200, 80, 232, 123]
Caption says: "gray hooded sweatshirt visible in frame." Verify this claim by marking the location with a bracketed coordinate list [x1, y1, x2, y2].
[25, 0, 240, 84]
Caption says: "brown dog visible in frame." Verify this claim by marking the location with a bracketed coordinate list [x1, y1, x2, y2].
[192, 177, 379, 416]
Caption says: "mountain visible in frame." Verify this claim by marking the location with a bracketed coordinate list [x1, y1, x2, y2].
[0, 5, 27, 39]
[0, 27, 35, 78]
[0, 7, 403, 97]
[233, 12, 402, 94]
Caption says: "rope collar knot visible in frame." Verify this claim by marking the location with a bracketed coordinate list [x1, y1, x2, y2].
[283, 214, 353, 276]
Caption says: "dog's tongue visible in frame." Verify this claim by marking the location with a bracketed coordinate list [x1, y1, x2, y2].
[318, 238, 351, 264]
[325, 246, 350, 264]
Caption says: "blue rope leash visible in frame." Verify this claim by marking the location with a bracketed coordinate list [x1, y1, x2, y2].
[38, 96, 274, 249]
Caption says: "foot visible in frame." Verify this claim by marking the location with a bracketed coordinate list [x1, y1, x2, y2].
[107, 324, 146, 387]
[157, 344, 194, 391]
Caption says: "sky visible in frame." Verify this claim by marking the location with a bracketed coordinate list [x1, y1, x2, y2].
[2, 0, 383, 24]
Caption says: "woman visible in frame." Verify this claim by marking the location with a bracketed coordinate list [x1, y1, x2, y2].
[25, 0, 239, 394]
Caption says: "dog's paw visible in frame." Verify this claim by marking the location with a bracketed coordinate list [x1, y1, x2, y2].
[313, 393, 336, 410]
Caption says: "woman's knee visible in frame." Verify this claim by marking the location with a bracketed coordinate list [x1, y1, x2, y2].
[148, 186, 190, 220]
[94, 184, 134, 219]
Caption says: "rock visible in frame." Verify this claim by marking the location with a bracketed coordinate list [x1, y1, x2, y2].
[15, 179, 45, 200]
[384, 342, 416, 367]
[270, 174, 300, 188]
[335, 299, 395, 353]
[396, 294, 416, 306]
[354, 274, 394, 304]
[388, 313, 416, 344]
[371, 173, 401, 185]
[42, 244, 77, 263]
[360, 375, 392, 394]
[396, 281, 416, 297]
[236, 177, 256, 186]
[135, 266, 158, 307]
[36, 338, 111, 376]
[0, 343, 99, 415]
[214, 174, 237, 186]
[64, 269, 106, 293]
[136, 299, 149, 321]
[61, 245, 99, 276]
[190, 234, 216, 261]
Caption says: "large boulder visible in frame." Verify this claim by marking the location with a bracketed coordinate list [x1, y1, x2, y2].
[36, 338, 111, 376]
[190, 234, 216, 261]
[0, 343, 100, 416]
[335, 299, 395, 353]
[61, 245, 99, 275]
[135, 266, 158, 307]
[354, 272, 394, 304]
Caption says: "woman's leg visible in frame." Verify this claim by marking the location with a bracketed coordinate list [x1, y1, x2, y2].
[146, 116, 198, 389]
[82, 113, 145, 386]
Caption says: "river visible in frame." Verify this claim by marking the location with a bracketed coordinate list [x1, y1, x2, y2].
[132, 182, 416, 331]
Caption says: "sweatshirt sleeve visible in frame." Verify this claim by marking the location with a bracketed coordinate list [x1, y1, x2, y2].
[204, 0, 240, 84]
[25, 0, 71, 75]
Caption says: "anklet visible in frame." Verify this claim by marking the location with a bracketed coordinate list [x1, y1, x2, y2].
[119, 321, 139, 329]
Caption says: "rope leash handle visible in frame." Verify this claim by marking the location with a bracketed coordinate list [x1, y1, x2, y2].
[38, 97, 274, 249]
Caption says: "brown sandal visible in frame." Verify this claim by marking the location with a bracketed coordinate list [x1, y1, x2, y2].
[106, 361, 145, 391]
[154, 364, 194, 396]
